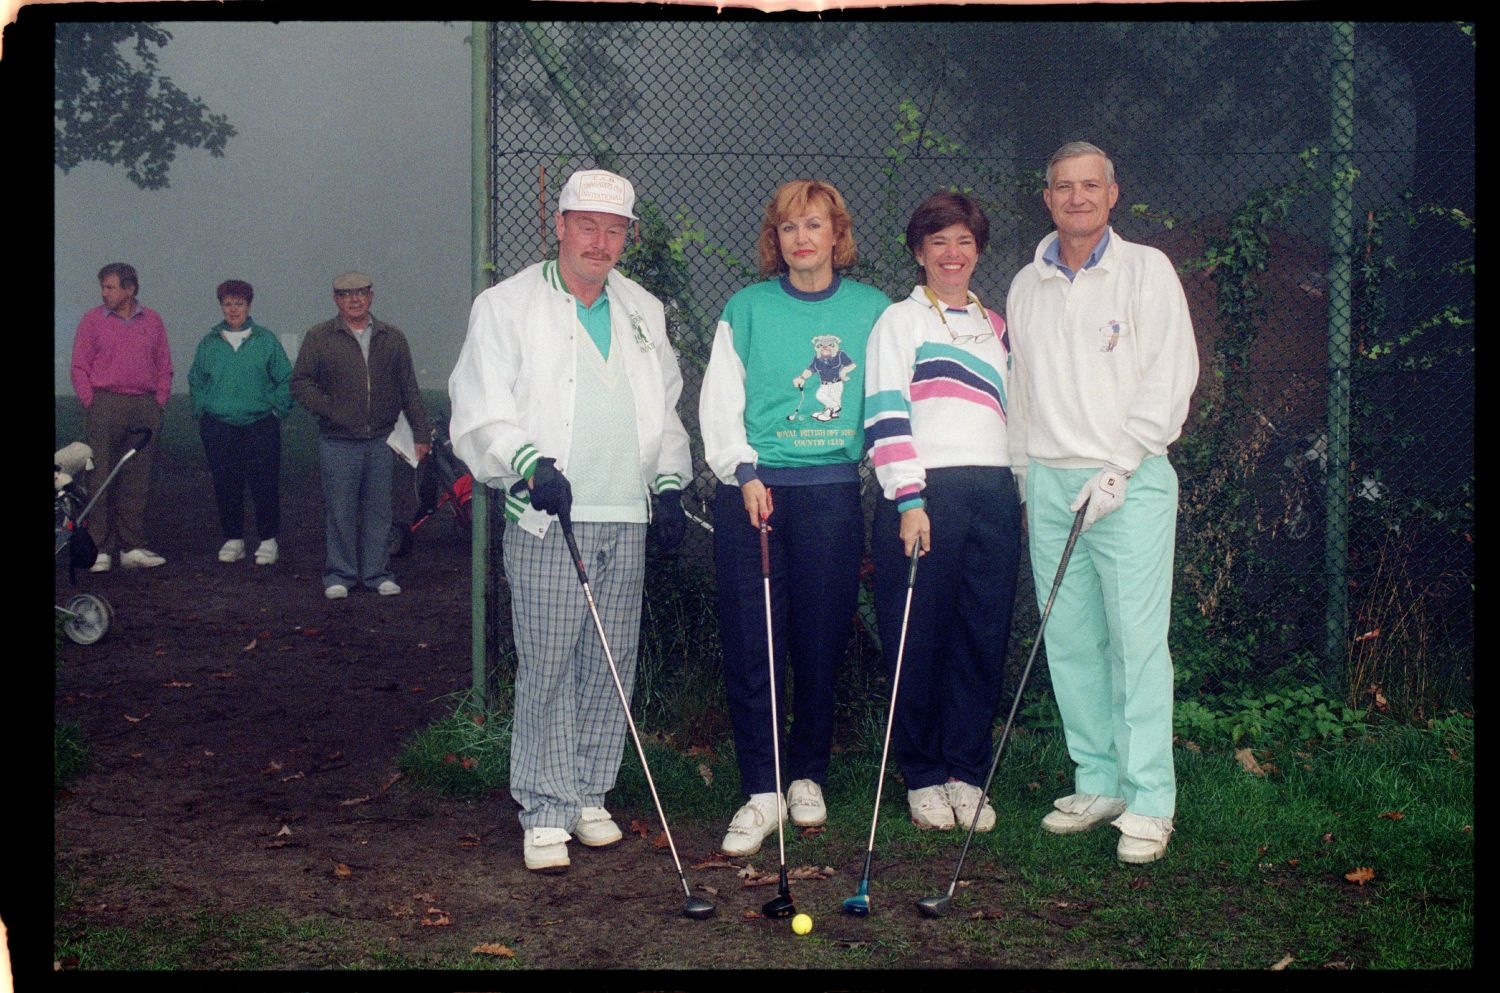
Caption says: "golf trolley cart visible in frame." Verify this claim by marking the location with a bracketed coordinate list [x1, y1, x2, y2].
[388, 415, 472, 558]
[54, 428, 151, 645]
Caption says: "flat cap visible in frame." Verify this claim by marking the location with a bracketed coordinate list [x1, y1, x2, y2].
[333, 271, 373, 291]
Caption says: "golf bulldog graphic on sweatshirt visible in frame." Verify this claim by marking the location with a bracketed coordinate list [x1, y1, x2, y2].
[792, 334, 856, 422]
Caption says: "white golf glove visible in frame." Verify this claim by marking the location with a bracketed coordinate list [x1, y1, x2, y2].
[1071, 464, 1131, 531]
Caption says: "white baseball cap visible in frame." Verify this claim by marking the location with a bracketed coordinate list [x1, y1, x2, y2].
[558, 169, 637, 220]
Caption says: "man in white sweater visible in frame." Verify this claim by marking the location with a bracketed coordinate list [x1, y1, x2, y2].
[1006, 142, 1200, 864]
[449, 169, 692, 874]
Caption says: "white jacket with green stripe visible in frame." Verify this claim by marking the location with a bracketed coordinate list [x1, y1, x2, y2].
[448, 260, 691, 537]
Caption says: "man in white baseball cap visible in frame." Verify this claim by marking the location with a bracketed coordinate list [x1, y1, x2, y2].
[449, 169, 690, 873]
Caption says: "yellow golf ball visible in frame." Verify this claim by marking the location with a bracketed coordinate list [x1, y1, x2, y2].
[791, 913, 813, 935]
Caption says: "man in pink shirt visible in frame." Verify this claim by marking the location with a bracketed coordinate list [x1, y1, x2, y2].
[70, 262, 174, 571]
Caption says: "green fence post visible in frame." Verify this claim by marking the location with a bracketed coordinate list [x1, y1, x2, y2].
[470, 21, 491, 709]
[1324, 21, 1356, 667]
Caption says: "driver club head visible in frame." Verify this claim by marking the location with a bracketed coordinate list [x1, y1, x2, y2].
[684, 897, 716, 920]
[761, 893, 796, 919]
[915, 894, 952, 918]
[842, 894, 871, 917]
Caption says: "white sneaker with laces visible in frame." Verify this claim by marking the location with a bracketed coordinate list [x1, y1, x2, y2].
[218, 539, 246, 563]
[945, 780, 997, 833]
[254, 538, 279, 565]
[523, 827, 572, 872]
[119, 548, 165, 569]
[377, 580, 402, 596]
[574, 806, 623, 847]
[89, 552, 112, 573]
[1113, 811, 1174, 864]
[908, 785, 956, 831]
[324, 584, 349, 600]
[1041, 793, 1127, 835]
[787, 778, 826, 827]
[720, 793, 784, 856]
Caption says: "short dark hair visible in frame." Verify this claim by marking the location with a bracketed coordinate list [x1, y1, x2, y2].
[905, 191, 990, 258]
[98, 262, 138, 293]
[216, 279, 254, 305]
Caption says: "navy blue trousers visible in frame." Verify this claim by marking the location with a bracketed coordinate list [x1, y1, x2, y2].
[872, 466, 1021, 789]
[714, 481, 863, 795]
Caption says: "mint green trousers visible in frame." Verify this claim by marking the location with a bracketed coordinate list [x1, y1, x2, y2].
[1026, 458, 1178, 818]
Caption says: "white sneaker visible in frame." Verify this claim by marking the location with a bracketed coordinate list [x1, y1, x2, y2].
[89, 552, 111, 573]
[1113, 811, 1174, 864]
[218, 539, 246, 563]
[1041, 793, 1127, 835]
[720, 793, 784, 857]
[908, 785, 956, 831]
[324, 584, 349, 600]
[254, 538, 279, 566]
[523, 827, 572, 872]
[945, 780, 996, 833]
[119, 548, 165, 569]
[377, 580, 402, 596]
[574, 806, 623, 847]
[787, 778, 827, 827]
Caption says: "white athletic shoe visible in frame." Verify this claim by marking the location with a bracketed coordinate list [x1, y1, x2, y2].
[218, 539, 246, 563]
[1113, 811, 1174, 864]
[907, 785, 956, 831]
[1041, 793, 1127, 835]
[787, 779, 827, 827]
[324, 584, 349, 600]
[574, 806, 623, 847]
[523, 827, 572, 872]
[254, 538, 279, 565]
[377, 580, 402, 596]
[945, 780, 996, 833]
[89, 552, 112, 573]
[119, 548, 165, 569]
[720, 793, 784, 857]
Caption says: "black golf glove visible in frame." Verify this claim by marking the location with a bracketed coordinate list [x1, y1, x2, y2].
[529, 457, 572, 518]
[654, 489, 685, 552]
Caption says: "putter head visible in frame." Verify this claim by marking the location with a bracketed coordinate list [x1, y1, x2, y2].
[684, 897, 716, 920]
[915, 894, 952, 918]
[762, 893, 796, 919]
[842, 894, 870, 917]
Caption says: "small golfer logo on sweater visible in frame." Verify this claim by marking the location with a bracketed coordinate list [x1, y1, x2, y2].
[791, 334, 856, 422]
[1099, 319, 1128, 353]
[629, 311, 653, 351]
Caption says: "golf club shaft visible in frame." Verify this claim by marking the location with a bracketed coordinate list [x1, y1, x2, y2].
[558, 518, 696, 902]
[935, 503, 1088, 903]
[858, 541, 922, 883]
[759, 520, 790, 882]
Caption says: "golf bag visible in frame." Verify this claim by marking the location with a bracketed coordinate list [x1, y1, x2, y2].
[389, 416, 473, 557]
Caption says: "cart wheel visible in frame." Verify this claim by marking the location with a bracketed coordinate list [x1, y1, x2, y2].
[63, 593, 112, 645]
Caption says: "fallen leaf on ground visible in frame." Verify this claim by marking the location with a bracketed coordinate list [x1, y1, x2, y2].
[243, 639, 258, 652]
[161, 681, 193, 688]
[380, 772, 402, 792]
[798, 825, 826, 838]
[333, 863, 352, 877]
[742, 910, 763, 919]
[1379, 810, 1405, 820]
[787, 865, 835, 880]
[302, 627, 320, 637]
[339, 795, 373, 807]
[212, 671, 235, 679]
[275, 824, 293, 836]
[1234, 748, 1268, 776]
[651, 832, 670, 849]
[698, 763, 714, 786]
[1271, 954, 1294, 970]
[1344, 866, 1375, 885]
[691, 858, 739, 870]
[969, 909, 1005, 919]
[262, 761, 282, 774]
[628, 819, 652, 837]
[280, 771, 304, 782]
[1321, 832, 1335, 844]
[124, 713, 149, 723]
[458, 834, 480, 847]
[420, 908, 451, 926]
[472, 943, 514, 957]
[1128, 877, 1151, 890]
[256, 630, 273, 640]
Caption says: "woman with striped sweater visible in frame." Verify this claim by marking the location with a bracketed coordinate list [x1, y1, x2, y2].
[862, 191, 1024, 835]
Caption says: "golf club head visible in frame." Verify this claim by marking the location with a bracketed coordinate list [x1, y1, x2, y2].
[762, 893, 796, 919]
[683, 897, 716, 920]
[915, 894, 952, 918]
[842, 894, 871, 916]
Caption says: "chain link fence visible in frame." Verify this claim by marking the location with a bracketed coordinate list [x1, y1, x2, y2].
[479, 19, 1473, 715]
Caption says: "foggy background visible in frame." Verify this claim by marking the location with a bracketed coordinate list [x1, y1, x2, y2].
[53, 20, 474, 394]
